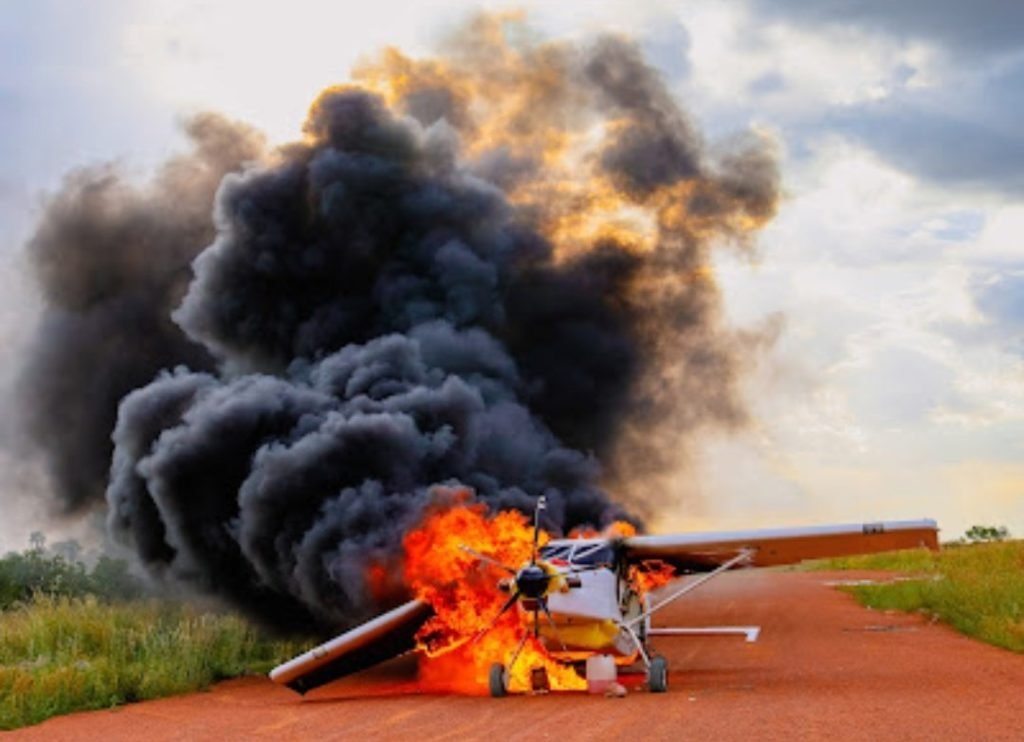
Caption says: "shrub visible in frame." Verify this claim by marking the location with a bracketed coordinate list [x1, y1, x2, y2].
[964, 525, 1011, 543]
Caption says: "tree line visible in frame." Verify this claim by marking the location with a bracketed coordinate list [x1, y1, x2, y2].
[1, 533, 143, 609]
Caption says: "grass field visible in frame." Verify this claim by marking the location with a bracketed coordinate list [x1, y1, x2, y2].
[808, 540, 1024, 654]
[0, 595, 308, 730]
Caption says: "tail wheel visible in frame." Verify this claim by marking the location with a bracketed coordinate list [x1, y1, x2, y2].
[648, 655, 668, 693]
[488, 663, 508, 697]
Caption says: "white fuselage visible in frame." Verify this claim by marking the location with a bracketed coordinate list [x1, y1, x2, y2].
[545, 567, 620, 621]
[516, 561, 639, 657]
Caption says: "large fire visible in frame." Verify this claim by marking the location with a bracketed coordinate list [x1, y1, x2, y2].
[399, 502, 676, 694]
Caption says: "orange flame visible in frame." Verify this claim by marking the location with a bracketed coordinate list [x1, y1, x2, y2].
[629, 559, 676, 594]
[567, 519, 637, 539]
[403, 504, 585, 693]
[399, 503, 677, 694]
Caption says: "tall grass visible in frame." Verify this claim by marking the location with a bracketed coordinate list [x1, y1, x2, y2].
[0, 595, 308, 730]
[808, 541, 1024, 654]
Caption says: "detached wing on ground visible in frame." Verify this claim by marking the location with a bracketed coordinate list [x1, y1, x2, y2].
[622, 519, 939, 572]
[269, 599, 434, 694]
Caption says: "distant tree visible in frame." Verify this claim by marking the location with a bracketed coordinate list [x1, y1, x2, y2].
[89, 556, 143, 600]
[0, 548, 90, 609]
[964, 525, 1010, 543]
[28, 531, 46, 552]
[0, 543, 146, 609]
[51, 539, 83, 564]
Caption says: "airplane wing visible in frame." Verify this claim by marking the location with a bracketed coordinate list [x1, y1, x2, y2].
[269, 599, 433, 694]
[622, 518, 939, 571]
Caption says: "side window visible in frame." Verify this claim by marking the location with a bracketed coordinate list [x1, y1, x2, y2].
[540, 544, 571, 561]
[570, 544, 614, 566]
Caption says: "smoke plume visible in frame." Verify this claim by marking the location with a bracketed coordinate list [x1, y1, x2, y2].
[20, 114, 266, 514]
[18, 16, 778, 632]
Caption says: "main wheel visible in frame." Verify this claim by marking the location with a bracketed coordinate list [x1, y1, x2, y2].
[648, 655, 668, 693]
[488, 663, 507, 697]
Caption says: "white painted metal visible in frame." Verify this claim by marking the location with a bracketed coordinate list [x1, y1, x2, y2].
[623, 518, 937, 552]
[269, 599, 428, 685]
[648, 626, 761, 642]
[546, 567, 619, 621]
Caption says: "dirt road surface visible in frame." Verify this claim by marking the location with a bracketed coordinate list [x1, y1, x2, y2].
[10, 570, 1024, 741]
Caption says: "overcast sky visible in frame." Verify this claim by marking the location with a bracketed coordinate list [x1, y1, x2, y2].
[1, 0, 1021, 546]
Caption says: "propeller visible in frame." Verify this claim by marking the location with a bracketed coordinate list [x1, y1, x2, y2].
[458, 545, 516, 575]
[460, 496, 566, 648]
[457, 497, 631, 690]
[471, 588, 522, 642]
[531, 494, 546, 564]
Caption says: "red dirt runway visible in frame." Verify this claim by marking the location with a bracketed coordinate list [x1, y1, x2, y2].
[10, 570, 1024, 741]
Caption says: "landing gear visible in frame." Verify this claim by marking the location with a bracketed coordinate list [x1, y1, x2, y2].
[619, 589, 648, 649]
[488, 663, 507, 697]
[615, 606, 666, 693]
[647, 655, 668, 693]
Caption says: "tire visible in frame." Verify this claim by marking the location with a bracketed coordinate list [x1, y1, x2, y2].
[648, 655, 668, 693]
[489, 663, 507, 697]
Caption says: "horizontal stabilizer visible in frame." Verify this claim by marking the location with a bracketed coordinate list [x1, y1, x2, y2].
[269, 599, 433, 694]
[623, 519, 939, 571]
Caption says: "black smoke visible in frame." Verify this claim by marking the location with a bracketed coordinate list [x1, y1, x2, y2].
[17, 23, 778, 633]
[19, 114, 265, 514]
[106, 90, 641, 630]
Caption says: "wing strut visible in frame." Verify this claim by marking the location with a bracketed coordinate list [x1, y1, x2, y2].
[625, 548, 753, 631]
[647, 626, 761, 642]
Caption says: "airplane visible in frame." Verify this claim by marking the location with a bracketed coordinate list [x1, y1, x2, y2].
[269, 498, 939, 697]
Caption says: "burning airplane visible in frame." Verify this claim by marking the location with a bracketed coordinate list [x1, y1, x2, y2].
[270, 496, 938, 695]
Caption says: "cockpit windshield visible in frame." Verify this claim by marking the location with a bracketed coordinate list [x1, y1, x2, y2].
[540, 541, 614, 567]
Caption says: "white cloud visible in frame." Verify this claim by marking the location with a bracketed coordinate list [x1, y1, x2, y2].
[678, 3, 944, 123]
[709, 123, 1024, 536]
[116, 0, 678, 146]
[970, 205, 1024, 264]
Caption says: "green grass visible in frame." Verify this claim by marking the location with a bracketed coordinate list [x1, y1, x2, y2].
[0, 595, 308, 730]
[807, 541, 1024, 654]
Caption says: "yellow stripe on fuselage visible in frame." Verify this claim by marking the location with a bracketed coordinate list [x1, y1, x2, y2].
[539, 619, 620, 652]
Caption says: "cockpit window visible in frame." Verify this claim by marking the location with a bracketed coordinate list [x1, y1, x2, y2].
[541, 542, 614, 566]
[540, 544, 572, 561]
